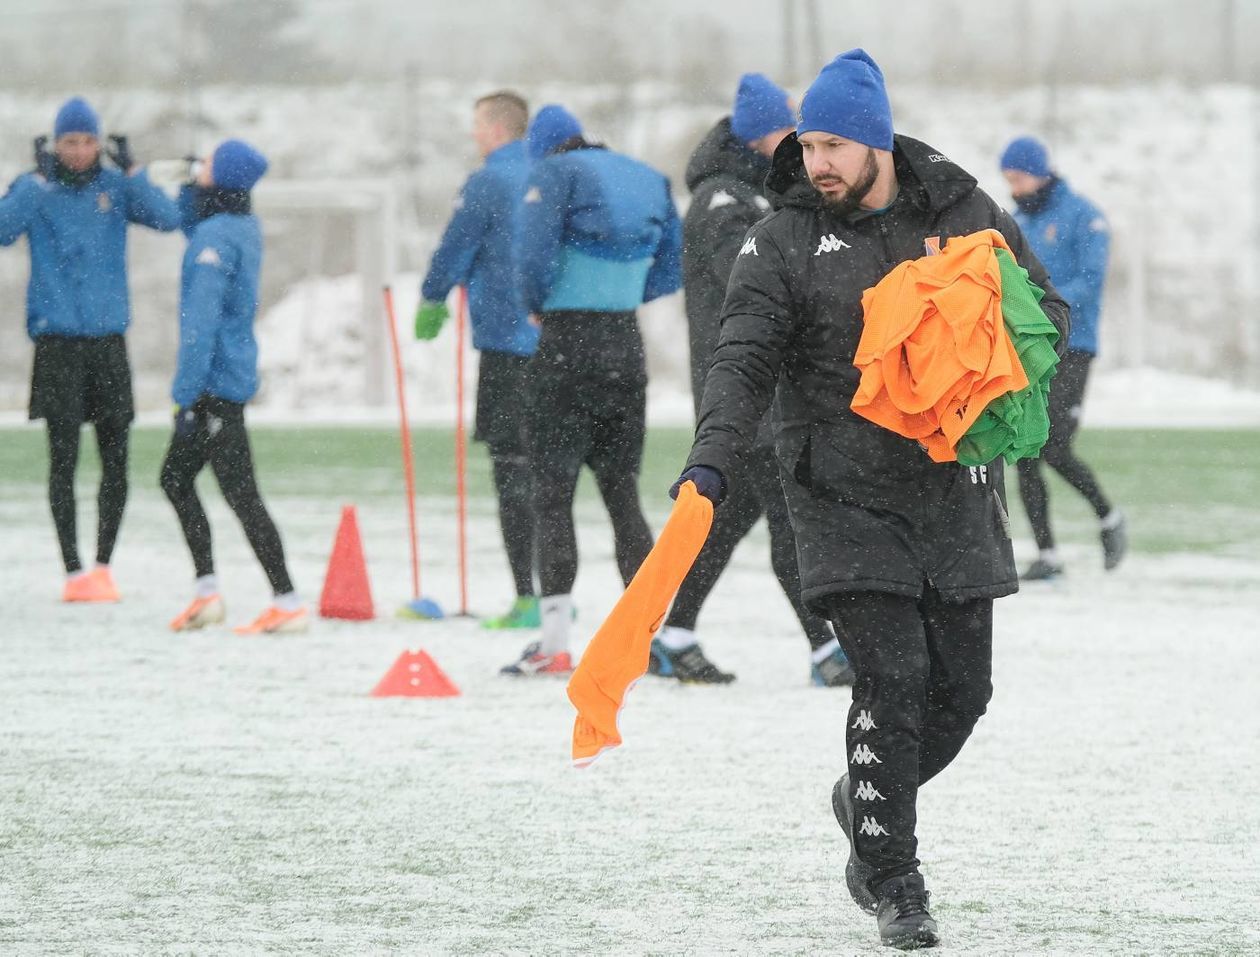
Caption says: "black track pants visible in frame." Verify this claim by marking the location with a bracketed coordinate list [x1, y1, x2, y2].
[825, 589, 993, 886]
[528, 311, 653, 597]
[159, 398, 294, 595]
[46, 417, 129, 573]
[666, 445, 834, 651]
[1017, 350, 1113, 550]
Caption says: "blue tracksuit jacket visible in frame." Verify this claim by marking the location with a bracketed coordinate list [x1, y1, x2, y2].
[0, 166, 181, 339]
[1012, 178, 1109, 355]
[171, 189, 265, 407]
[514, 145, 682, 315]
[421, 140, 538, 356]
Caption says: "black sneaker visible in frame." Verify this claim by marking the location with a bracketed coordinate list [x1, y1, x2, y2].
[875, 873, 939, 950]
[649, 640, 735, 684]
[1021, 557, 1064, 581]
[1101, 512, 1128, 570]
[831, 775, 878, 914]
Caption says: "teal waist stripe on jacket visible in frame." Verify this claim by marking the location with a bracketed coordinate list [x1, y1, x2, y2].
[542, 247, 652, 313]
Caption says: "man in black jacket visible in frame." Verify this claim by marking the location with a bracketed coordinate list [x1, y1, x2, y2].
[653, 73, 853, 688]
[673, 50, 1068, 950]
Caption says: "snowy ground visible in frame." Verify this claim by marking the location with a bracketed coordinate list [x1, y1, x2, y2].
[1, 425, 1258, 955]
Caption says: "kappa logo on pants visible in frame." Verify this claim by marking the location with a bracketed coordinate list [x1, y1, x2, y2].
[851, 709, 877, 731]
[851, 743, 882, 765]
[858, 815, 890, 837]
[854, 780, 885, 802]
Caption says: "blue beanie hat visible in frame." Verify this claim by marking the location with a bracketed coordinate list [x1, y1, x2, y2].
[54, 97, 100, 139]
[796, 49, 893, 150]
[212, 139, 268, 191]
[730, 73, 795, 144]
[527, 105, 583, 160]
[1000, 136, 1051, 178]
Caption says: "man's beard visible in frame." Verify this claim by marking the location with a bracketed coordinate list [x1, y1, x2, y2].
[812, 148, 879, 217]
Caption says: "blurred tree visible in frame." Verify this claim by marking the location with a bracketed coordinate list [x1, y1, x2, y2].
[184, 0, 330, 85]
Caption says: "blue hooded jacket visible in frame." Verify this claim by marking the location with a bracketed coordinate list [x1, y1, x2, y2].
[421, 140, 538, 356]
[170, 187, 265, 407]
[514, 144, 682, 315]
[1011, 179, 1109, 355]
[0, 167, 181, 339]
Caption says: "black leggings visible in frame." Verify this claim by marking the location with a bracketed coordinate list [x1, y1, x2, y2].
[46, 417, 129, 573]
[528, 313, 653, 596]
[159, 399, 294, 595]
[666, 445, 834, 651]
[1017, 350, 1112, 550]
[489, 444, 535, 597]
[826, 589, 993, 886]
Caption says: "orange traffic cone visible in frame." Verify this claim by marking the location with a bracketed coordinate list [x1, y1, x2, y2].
[370, 649, 460, 698]
[320, 505, 375, 621]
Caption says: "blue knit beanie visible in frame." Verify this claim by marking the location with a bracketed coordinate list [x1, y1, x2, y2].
[730, 73, 795, 144]
[212, 139, 268, 191]
[54, 97, 100, 139]
[527, 105, 583, 160]
[999, 136, 1051, 178]
[796, 49, 893, 150]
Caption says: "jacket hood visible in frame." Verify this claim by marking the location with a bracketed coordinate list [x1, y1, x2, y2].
[685, 117, 770, 194]
[765, 133, 979, 214]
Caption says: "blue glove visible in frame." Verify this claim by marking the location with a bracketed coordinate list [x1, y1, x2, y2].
[670, 465, 725, 505]
[173, 406, 199, 441]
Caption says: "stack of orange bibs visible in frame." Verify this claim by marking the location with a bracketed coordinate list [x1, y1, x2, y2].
[850, 229, 1029, 462]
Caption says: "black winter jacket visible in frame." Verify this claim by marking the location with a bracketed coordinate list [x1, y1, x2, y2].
[682, 118, 774, 416]
[686, 134, 1071, 608]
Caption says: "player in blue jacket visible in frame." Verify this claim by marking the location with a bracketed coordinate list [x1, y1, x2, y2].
[501, 105, 683, 676]
[1001, 137, 1127, 580]
[0, 96, 181, 603]
[160, 140, 306, 635]
[416, 91, 540, 630]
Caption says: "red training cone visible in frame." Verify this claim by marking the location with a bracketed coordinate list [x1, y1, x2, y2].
[320, 505, 375, 621]
[370, 649, 460, 698]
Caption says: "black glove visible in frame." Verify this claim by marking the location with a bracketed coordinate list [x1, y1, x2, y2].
[33, 136, 55, 179]
[670, 465, 725, 505]
[106, 135, 134, 172]
[173, 406, 199, 440]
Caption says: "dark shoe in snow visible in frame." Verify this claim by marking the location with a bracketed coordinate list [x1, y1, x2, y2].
[1021, 557, 1064, 581]
[649, 639, 735, 684]
[832, 774, 878, 914]
[1101, 512, 1128, 571]
[875, 872, 940, 950]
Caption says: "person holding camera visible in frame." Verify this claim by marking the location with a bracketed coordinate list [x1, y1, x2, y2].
[0, 96, 181, 602]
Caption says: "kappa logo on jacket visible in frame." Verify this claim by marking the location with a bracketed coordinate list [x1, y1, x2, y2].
[739, 236, 758, 257]
[814, 233, 851, 255]
[195, 247, 222, 267]
[524, 186, 542, 204]
[851, 709, 877, 731]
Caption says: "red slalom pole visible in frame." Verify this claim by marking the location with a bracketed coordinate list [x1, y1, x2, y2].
[383, 286, 443, 620]
[454, 286, 471, 616]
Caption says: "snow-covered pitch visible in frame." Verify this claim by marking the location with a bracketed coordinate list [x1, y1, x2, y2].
[1, 424, 1257, 955]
